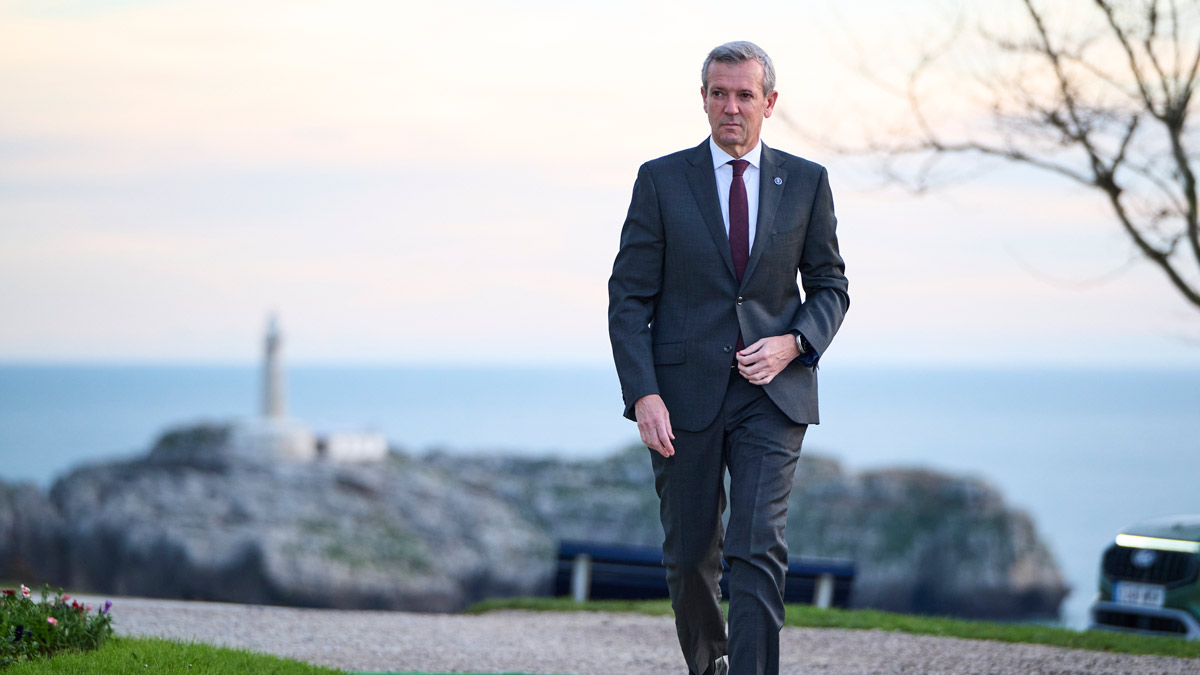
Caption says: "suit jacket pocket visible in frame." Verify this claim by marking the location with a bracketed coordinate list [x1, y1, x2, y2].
[653, 341, 686, 365]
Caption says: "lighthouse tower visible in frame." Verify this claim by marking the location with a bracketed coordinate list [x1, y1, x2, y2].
[262, 315, 285, 419]
[227, 315, 316, 462]
[222, 314, 384, 463]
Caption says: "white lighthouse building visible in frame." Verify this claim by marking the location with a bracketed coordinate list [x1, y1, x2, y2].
[263, 315, 286, 420]
[226, 315, 387, 463]
[228, 315, 318, 461]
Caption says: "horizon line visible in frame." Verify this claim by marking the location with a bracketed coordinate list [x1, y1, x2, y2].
[1, 358, 1198, 373]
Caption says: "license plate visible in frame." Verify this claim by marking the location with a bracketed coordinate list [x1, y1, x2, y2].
[1114, 581, 1165, 608]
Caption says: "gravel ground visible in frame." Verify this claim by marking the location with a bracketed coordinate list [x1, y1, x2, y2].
[79, 596, 1199, 674]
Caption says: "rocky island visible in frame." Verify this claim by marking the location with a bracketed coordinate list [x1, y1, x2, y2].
[0, 319, 1066, 618]
[0, 422, 1066, 620]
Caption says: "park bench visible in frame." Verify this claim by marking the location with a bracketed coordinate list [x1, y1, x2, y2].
[555, 539, 855, 609]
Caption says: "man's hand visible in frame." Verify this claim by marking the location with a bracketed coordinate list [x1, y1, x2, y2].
[634, 394, 675, 458]
[736, 335, 800, 386]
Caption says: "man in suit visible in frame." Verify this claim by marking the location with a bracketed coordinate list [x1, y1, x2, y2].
[607, 41, 849, 675]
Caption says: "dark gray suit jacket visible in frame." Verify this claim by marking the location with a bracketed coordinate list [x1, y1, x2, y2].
[608, 139, 849, 431]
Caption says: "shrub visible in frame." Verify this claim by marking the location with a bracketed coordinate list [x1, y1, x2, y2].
[0, 584, 113, 667]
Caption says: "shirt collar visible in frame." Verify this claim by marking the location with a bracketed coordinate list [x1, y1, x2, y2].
[709, 137, 763, 170]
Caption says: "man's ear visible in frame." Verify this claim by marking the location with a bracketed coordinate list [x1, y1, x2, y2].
[700, 85, 709, 113]
[763, 90, 779, 118]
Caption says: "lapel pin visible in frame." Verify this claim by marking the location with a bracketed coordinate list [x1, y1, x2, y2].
[774, 177, 783, 185]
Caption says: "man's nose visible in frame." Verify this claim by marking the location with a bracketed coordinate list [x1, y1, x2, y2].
[723, 98, 739, 114]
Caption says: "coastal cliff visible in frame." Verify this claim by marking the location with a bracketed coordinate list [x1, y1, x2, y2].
[0, 425, 1065, 618]
[426, 446, 1067, 619]
[4, 425, 553, 611]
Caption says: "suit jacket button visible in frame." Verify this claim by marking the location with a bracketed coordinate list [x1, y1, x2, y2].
[723, 345, 732, 353]
[737, 296, 743, 305]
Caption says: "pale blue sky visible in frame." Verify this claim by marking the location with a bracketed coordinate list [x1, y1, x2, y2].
[2, 0, 1198, 366]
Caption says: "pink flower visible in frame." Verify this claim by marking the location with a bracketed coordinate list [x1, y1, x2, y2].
[87, 604, 93, 612]
[20, 585, 30, 597]
[46, 617, 57, 626]
[61, 594, 70, 602]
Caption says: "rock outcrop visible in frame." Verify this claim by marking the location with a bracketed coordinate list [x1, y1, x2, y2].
[0, 480, 62, 582]
[787, 459, 1066, 618]
[4, 425, 552, 612]
[426, 446, 1067, 619]
[0, 426, 1066, 619]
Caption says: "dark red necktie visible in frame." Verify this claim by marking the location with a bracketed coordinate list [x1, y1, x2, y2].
[728, 159, 750, 282]
[728, 159, 749, 350]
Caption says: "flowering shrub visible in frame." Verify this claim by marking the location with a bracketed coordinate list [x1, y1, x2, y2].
[0, 584, 113, 667]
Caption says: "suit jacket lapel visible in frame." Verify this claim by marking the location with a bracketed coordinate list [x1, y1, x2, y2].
[685, 140, 736, 279]
[741, 143, 788, 286]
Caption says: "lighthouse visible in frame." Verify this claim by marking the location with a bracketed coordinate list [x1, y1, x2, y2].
[262, 314, 285, 419]
[226, 315, 316, 462]
[225, 314, 386, 463]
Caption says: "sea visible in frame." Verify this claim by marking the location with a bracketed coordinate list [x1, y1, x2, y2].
[0, 363, 1196, 629]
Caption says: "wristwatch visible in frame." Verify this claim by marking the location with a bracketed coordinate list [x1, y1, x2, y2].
[794, 333, 808, 354]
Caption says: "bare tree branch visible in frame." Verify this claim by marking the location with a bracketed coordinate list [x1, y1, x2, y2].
[800, 0, 1200, 312]
[1095, 0, 1159, 113]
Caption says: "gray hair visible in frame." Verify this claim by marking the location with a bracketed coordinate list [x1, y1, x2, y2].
[701, 41, 776, 95]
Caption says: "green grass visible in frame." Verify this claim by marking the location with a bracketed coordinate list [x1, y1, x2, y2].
[5, 636, 349, 674]
[468, 597, 1200, 660]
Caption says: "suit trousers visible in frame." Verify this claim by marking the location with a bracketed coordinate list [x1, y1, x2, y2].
[651, 368, 807, 675]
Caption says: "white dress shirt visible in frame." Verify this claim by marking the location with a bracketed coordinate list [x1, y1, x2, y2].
[710, 136, 763, 248]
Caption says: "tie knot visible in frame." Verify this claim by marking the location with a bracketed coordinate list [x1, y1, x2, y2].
[728, 159, 749, 177]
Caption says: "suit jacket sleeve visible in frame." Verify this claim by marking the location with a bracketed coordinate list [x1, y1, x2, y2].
[608, 163, 663, 419]
[789, 167, 849, 358]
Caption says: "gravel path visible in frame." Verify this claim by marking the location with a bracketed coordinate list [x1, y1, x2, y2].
[81, 596, 1198, 674]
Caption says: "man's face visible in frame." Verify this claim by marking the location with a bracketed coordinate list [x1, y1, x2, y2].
[701, 59, 778, 159]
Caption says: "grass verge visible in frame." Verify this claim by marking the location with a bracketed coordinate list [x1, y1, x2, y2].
[6, 636, 348, 674]
[467, 597, 1200, 660]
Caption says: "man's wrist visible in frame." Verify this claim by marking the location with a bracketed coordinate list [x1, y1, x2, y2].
[791, 332, 821, 368]
[635, 393, 663, 408]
